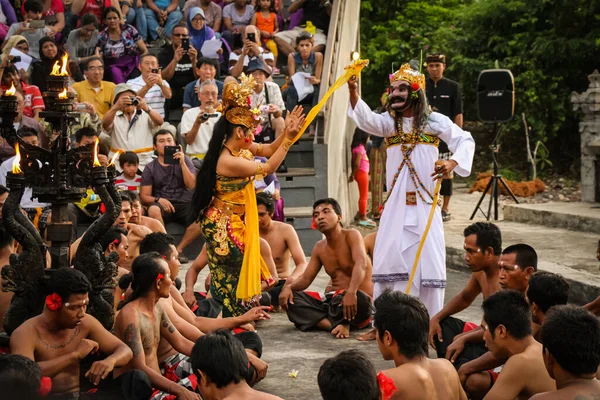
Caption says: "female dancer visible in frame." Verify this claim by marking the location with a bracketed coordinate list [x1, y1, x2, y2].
[190, 75, 304, 317]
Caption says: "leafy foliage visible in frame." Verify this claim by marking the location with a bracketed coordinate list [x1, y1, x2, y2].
[360, 0, 600, 172]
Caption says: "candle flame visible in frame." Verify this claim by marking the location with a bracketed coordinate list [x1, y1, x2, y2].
[93, 137, 101, 167]
[5, 83, 16, 96]
[108, 150, 121, 167]
[12, 143, 22, 174]
[58, 88, 68, 99]
[50, 53, 70, 76]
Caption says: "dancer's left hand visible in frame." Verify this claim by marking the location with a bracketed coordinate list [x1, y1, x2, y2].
[432, 160, 457, 181]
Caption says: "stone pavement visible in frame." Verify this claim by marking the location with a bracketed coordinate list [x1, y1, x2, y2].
[178, 265, 479, 400]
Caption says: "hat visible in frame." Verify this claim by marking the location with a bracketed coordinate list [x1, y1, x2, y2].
[426, 53, 446, 64]
[246, 57, 271, 78]
[221, 74, 261, 129]
[113, 83, 136, 101]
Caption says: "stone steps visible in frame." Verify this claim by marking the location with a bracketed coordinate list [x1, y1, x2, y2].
[504, 202, 600, 234]
[284, 207, 321, 256]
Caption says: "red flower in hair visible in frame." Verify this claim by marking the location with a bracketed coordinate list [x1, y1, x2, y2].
[411, 82, 420, 91]
[39, 377, 52, 396]
[377, 372, 397, 400]
[247, 96, 251, 106]
[156, 273, 165, 281]
[311, 218, 317, 230]
[112, 238, 119, 245]
[45, 293, 62, 311]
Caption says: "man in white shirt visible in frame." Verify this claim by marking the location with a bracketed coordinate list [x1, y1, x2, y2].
[180, 81, 221, 170]
[102, 84, 164, 170]
[126, 54, 172, 118]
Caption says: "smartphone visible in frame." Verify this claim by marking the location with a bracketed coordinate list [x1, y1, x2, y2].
[182, 38, 190, 51]
[76, 103, 86, 110]
[164, 145, 180, 165]
[151, 68, 159, 74]
[247, 33, 256, 43]
[29, 19, 45, 29]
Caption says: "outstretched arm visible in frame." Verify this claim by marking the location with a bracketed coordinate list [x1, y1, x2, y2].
[347, 77, 395, 137]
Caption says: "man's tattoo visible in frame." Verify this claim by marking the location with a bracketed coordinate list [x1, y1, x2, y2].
[123, 323, 142, 358]
[161, 313, 176, 334]
[139, 314, 156, 352]
[39, 326, 80, 349]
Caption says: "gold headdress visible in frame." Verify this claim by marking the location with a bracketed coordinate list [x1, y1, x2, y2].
[221, 74, 261, 129]
[389, 63, 426, 91]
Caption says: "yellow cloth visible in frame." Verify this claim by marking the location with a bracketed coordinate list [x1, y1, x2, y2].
[292, 59, 370, 143]
[72, 80, 116, 119]
[235, 60, 370, 301]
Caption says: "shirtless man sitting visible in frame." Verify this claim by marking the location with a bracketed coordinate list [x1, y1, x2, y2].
[429, 222, 502, 367]
[375, 289, 467, 400]
[191, 329, 283, 400]
[0, 218, 15, 332]
[255, 192, 308, 309]
[114, 252, 201, 400]
[71, 192, 152, 270]
[480, 290, 555, 400]
[128, 191, 166, 233]
[10, 267, 149, 399]
[318, 350, 380, 400]
[281, 198, 372, 339]
[531, 305, 600, 400]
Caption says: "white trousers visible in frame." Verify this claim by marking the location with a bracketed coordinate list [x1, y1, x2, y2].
[373, 281, 444, 318]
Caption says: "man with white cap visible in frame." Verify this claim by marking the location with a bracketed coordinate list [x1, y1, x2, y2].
[102, 83, 164, 170]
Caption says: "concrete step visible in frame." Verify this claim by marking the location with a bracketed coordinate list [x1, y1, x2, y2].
[285, 139, 314, 169]
[278, 167, 315, 178]
[279, 168, 317, 208]
[284, 206, 321, 256]
[504, 202, 600, 234]
[443, 189, 600, 305]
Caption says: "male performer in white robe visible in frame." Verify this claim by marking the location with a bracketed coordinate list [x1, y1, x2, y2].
[347, 64, 475, 318]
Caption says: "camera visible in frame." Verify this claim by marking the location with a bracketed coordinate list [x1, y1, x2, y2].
[201, 112, 219, 120]
[247, 33, 256, 43]
[76, 103, 86, 110]
[151, 68, 159, 74]
[130, 97, 140, 106]
[10, 56, 21, 63]
[260, 105, 270, 113]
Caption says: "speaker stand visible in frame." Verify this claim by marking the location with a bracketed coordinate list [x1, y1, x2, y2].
[470, 124, 519, 221]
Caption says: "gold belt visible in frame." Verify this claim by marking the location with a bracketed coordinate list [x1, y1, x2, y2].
[212, 197, 245, 215]
[385, 133, 440, 148]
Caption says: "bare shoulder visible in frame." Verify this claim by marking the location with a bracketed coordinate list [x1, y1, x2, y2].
[343, 228, 364, 242]
[129, 224, 152, 237]
[116, 301, 140, 326]
[11, 315, 39, 337]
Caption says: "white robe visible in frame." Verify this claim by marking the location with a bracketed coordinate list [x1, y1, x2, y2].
[348, 98, 475, 316]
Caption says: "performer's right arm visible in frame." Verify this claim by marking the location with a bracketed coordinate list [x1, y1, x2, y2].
[347, 77, 395, 137]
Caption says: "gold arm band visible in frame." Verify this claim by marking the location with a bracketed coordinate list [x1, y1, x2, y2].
[256, 163, 265, 180]
[282, 138, 293, 151]
[256, 143, 264, 156]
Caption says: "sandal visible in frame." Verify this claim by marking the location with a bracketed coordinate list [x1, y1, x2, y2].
[358, 219, 377, 228]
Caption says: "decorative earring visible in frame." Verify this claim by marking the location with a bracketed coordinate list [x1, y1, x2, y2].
[243, 137, 251, 143]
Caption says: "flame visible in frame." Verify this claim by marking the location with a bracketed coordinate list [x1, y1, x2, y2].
[50, 54, 69, 76]
[92, 137, 101, 167]
[12, 143, 22, 174]
[108, 150, 121, 167]
[5, 83, 16, 96]
[58, 88, 68, 99]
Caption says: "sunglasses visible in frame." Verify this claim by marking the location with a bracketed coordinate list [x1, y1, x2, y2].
[172, 33, 188, 37]
[298, 32, 313, 39]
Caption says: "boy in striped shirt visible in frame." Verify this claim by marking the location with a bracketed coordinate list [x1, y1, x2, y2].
[115, 151, 142, 192]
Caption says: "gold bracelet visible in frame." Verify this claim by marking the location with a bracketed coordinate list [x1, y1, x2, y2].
[282, 139, 293, 151]
[256, 143, 264, 156]
[256, 163, 265, 180]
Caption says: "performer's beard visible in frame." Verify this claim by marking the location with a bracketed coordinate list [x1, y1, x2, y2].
[388, 88, 414, 112]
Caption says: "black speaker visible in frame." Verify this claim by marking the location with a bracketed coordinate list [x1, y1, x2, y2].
[477, 69, 515, 123]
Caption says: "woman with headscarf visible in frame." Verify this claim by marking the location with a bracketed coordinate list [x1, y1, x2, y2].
[0, 36, 32, 84]
[187, 7, 216, 57]
[30, 36, 83, 93]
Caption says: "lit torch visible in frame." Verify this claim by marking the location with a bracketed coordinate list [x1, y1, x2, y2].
[50, 53, 70, 77]
[92, 137, 101, 167]
[4, 83, 16, 96]
[12, 143, 22, 174]
[58, 88, 68, 99]
[108, 150, 121, 167]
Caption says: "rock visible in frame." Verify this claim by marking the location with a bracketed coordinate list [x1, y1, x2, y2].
[547, 194, 554, 200]
[558, 194, 566, 201]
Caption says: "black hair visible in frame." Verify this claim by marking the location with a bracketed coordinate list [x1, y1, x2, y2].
[119, 191, 131, 204]
[256, 192, 274, 214]
[45, 267, 92, 302]
[191, 329, 249, 388]
[140, 232, 175, 258]
[254, 0, 275, 13]
[24, 0, 43, 14]
[80, 12, 99, 28]
[3, 64, 18, 76]
[119, 151, 139, 167]
[139, 53, 158, 64]
[99, 226, 128, 252]
[82, 56, 103, 71]
[0, 184, 8, 197]
[152, 129, 175, 146]
[0, 222, 14, 249]
[102, 6, 121, 20]
[318, 350, 380, 400]
[374, 290, 428, 358]
[350, 128, 369, 149]
[526, 271, 569, 313]
[190, 116, 245, 222]
[482, 290, 532, 339]
[75, 127, 98, 143]
[542, 305, 600, 375]
[118, 252, 165, 302]
[463, 222, 502, 255]
[313, 198, 342, 217]
[197, 57, 219, 71]
[0, 354, 42, 399]
[502, 244, 538, 271]
[295, 30, 314, 46]
[17, 126, 38, 139]
[128, 190, 140, 203]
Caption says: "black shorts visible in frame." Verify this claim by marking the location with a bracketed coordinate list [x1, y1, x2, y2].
[150, 201, 191, 225]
